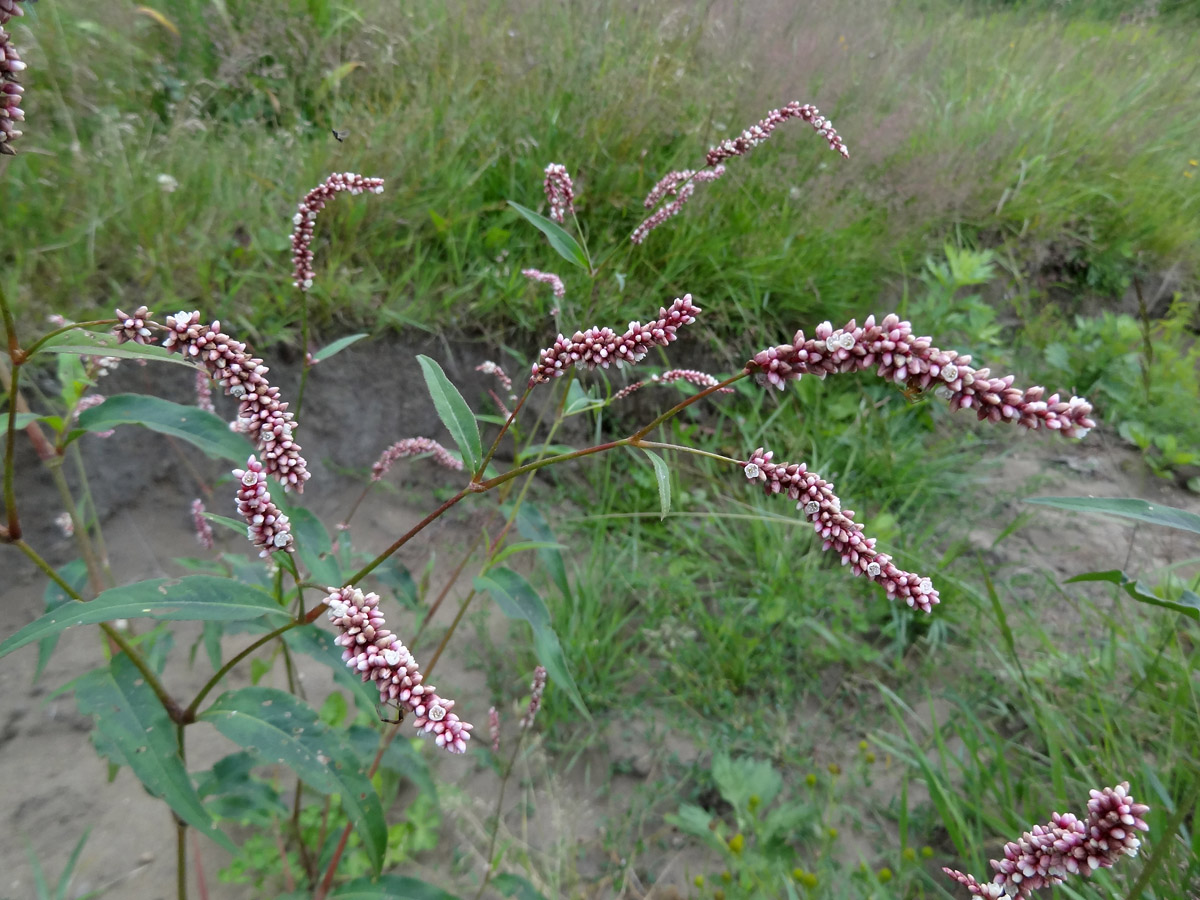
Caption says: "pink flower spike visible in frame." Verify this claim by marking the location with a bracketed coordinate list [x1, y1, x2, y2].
[706, 100, 849, 167]
[290, 172, 384, 292]
[476, 360, 514, 396]
[542, 163, 575, 224]
[520, 666, 547, 729]
[521, 268, 566, 300]
[632, 166, 725, 245]
[232, 456, 293, 557]
[654, 369, 735, 393]
[371, 438, 463, 481]
[0, 24, 26, 156]
[324, 586, 472, 753]
[943, 782, 1148, 898]
[745, 314, 1096, 439]
[742, 448, 940, 613]
[195, 370, 215, 414]
[72, 395, 114, 438]
[489, 707, 500, 753]
[529, 294, 702, 387]
[191, 499, 214, 550]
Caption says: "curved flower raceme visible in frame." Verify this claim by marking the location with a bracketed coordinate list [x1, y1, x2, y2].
[529, 294, 701, 387]
[191, 499, 214, 550]
[290, 172, 385, 291]
[743, 448, 939, 612]
[542, 163, 575, 224]
[747, 314, 1095, 438]
[521, 267, 566, 300]
[706, 100, 849, 167]
[0, 23, 24, 155]
[612, 368, 735, 401]
[233, 456, 293, 557]
[943, 783, 1149, 898]
[161, 311, 311, 491]
[324, 586, 472, 753]
[371, 437, 463, 481]
[631, 166, 726, 245]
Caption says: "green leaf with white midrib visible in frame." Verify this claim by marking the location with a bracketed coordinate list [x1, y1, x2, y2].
[416, 355, 483, 473]
[73, 654, 234, 851]
[198, 687, 387, 873]
[507, 200, 589, 271]
[0, 576, 286, 660]
[77, 393, 251, 462]
[1026, 496, 1200, 536]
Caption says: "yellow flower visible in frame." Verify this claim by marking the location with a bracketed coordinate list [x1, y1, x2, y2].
[877, 867, 894, 883]
[1189, 159, 1198, 166]
[728, 833, 745, 854]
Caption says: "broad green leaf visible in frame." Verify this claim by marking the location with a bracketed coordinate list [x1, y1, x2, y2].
[329, 875, 460, 900]
[0, 576, 284, 660]
[204, 512, 248, 538]
[564, 381, 604, 416]
[492, 873, 550, 900]
[346, 726, 436, 799]
[73, 654, 234, 850]
[77, 394, 250, 462]
[282, 626, 379, 717]
[664, 804, 725, 852]
[37, 329, 195, 367]
[13, 412, 47, 429]
[35, 559, 88, 684]
[475, 568, 588, 718]
[515, 503, 570, 599]
[195, 751, 287, 826]
[416, 355, 482, 473]
[507, 200, 589, 271]
[199, 687, 387, 872]
[712, 752, 783, 815]
[313, 333, 368, 362]
[642, 449, 671, 519]
[1065, 570, 1200, 620]
[1026, 496, 1200, 536]
[283, 505, 342, 586]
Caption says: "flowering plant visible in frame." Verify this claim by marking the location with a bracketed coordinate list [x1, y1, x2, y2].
[0, 31, 1142, 895]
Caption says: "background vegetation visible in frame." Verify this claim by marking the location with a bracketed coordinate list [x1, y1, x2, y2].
[2, 0, 1197, 897]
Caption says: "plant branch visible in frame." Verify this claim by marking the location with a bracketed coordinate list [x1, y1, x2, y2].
[347, 488, 471, 584]
[474, 386, 532, 481]
[100, 622, 184, 721]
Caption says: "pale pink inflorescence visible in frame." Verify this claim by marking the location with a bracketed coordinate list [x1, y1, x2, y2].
[54, 511, 73, 538]
[744, 447, 939, 613]
[488, 706, 500, 753]
[324, 586, 473, 753]
[706, 101, 849, 167]
[290, 172, 385, 291]
[191, 499, 214, 550]
[631, 166, 726, 245]
[371, 437, 463, 481]
[160, 311, 311, 491]
[72, 394, 114, 438]
[520, 665, 547, 729]
[521, 267, 566, 300]
[613, 368, 735, 401]
[943, 782, 1149, 899]
[747, 314, 1096, 438]
[542, 163, 575, 224]
[195, 370, 215, 414]
[232, 456, 293, 557]
[476, 360, 516, 401]
[529, 294, 701, 387]
[0, 23, 23, 155]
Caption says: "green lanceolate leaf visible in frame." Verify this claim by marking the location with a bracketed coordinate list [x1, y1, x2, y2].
[282, 626, 379, 718]
[34, 559, 88, 684]
[73, 654, 234, 850]
[37, 329, 195, 367]
[198, 687, 387, 872]
[313, 333, 368, 362]
[642, 448, 671, 519]
[329, 875, 461, 900]
[77, 394, 250, 462]
[507, 200, 589, 271]
[281, 505, 342, 586]
[515, 503, 571, 599]
[0, 576, 285, 660]
[416, 355, 482, 473]
[1026, 496, 1200, 536]
[474, 568, 589, 718]
[1065, 570, 1200, 620]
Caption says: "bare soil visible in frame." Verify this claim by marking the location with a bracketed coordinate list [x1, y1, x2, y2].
[1, 342, 1196, 899]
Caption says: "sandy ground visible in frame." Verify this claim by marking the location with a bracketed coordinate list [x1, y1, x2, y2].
[1, 343, 1197, 899]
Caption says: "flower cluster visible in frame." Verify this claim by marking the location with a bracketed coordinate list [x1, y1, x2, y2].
[232, 456, 293, 557]
[0, 0, 30, 21]
[543, 163, 575, 224]
[195, 370, 215, 414]
[161, 311, 310, 491]
[706, 101, 848, 167]
[475, 360, 514, 397]
[72, 394, 114, 438]
[290, 172, 385, 291]
[191, 499, 214, 550]
[324, 586, 472, 753]
[529, 294, 702, 387]
[747, 314, 1095, 438]
[113, 307, 155, 346]
[488, 707, 500, 752]
[520, 665, 547, 729]
[743, 447, 939, 612]
[0, 23, 23, 155]
[944, 783, 1149, 898]
[521, 267, 566, 300]
[631, 166, 726, 245]
[613, 368, 735, 401]
[371, 437, 463, 481]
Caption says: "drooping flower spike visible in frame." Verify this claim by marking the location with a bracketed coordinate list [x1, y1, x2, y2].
[542, 163, 575, 224]
[747, 314, 1095, 438]
[631, 166, 726, 245]
[521, 268, 566, 300]
[371, 438, 463, 481]
[191, 499, 215, 550]
[324, 586, 472, 753]
[613, 368, 735, 401]
[529, 294, 701, 387]
[743, 448, 939, 613]
[706, 100, 848, 167]
[0, 23, 24, 155]
[520, 665, 547, 729]
[232, 456, 293, 558]
[290, 172, 385, 292]
[943, 783, 1149, 898]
